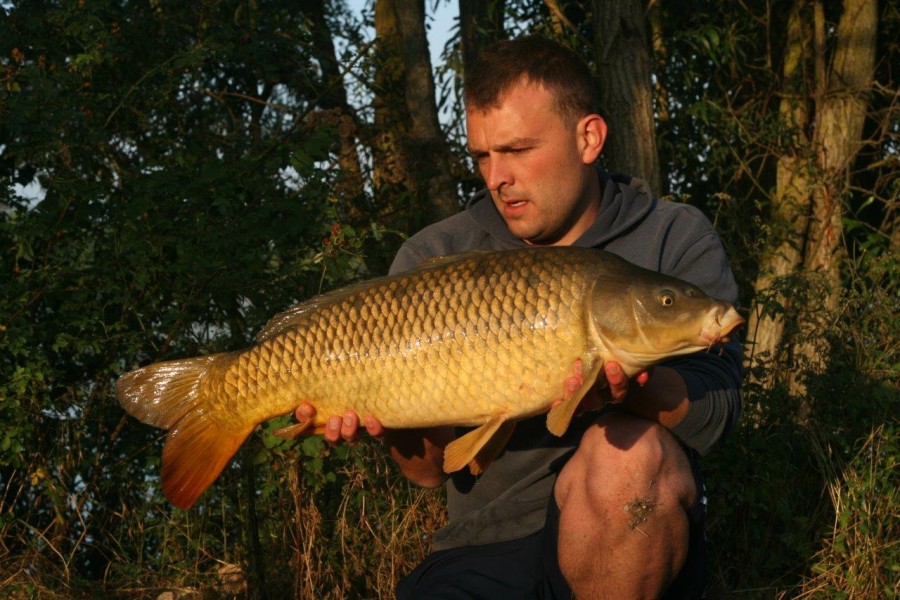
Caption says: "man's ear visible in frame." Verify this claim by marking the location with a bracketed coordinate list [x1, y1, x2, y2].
[578, 114, 607, 164]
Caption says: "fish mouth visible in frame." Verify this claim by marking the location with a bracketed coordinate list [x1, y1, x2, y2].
[701, 305, 744, 347]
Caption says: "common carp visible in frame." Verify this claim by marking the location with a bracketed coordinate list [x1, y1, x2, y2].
[117, 247, 743, 509]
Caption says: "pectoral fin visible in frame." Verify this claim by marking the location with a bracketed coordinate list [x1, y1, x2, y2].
[273, 416, 317, 438]
[443, 414, 515, 475]
[546, 360, 603, 437]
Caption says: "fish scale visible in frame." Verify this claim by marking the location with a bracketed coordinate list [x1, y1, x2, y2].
[116, 246, 744, 508]
[241, 251, 577, 427]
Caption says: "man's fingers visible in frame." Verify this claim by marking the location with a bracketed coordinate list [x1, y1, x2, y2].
[550, 363, 654, 412]
[323, 413, 359, 445]
[606, 362, 629, 403]
[605, 363, 653, 403]
[340, 411, 360, 444]
[295, 402, 315, 422]
[364, 415, 386, 439]
[295, 404, 384, 446]
[635, 370, 650, 387]
[324, 415, 342, 443]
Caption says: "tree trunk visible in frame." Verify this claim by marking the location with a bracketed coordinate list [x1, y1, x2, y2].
[300, 0, 365, 204]
[647, 2, 669, 196]
[805, 0, 877, 277]
[748, 0, 878, 394]
[746, 1, 813, 382]
[374, 0, 458, 232]
[790, 0, 878, 392]
[591, 0, 661, 194]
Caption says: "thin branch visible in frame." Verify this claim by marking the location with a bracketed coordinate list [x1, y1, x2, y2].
[543, 0, 592, 47]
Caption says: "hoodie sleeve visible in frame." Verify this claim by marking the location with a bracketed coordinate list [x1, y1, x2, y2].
[664, 337, 743, 455]
[663, 225, 744, 455]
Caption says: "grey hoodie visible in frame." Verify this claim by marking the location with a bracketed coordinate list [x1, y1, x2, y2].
[390, 172, 742, 550]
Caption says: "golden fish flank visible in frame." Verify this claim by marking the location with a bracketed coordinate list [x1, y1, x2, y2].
[116, 247, 743, 509]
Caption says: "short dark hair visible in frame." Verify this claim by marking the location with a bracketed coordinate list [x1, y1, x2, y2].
[463, 36, 602, 126]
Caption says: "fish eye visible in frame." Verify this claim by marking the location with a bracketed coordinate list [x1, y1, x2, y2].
[659, 290, 676, 307]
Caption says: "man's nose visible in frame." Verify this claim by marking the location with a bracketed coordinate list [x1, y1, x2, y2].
[484, 155, 512, 191]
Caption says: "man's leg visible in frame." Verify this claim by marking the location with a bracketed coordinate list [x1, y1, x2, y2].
[554, 412, 698, 599]
[396, 533, 546, 599]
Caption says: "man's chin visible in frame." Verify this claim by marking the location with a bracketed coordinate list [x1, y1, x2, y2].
[505, 223, 540, 244]
[521, 232, 564, 247]
[501, 216, 562, 245]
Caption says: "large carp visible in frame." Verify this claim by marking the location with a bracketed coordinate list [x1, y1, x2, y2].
[117, 247, 742, 509]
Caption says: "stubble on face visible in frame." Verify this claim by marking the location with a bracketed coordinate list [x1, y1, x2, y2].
[465, 80, 602, 247]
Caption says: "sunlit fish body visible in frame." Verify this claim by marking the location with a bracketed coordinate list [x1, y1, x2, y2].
[116, 247, 743, 509]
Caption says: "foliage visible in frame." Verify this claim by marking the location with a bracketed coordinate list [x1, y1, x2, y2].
[1, 0, 417, 596]
[703, 227, 898, 597]
[1, 0, 897, 598]
[802, 424, 899, 599]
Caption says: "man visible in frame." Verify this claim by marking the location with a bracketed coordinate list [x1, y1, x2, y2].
[298, 36, 742, 598]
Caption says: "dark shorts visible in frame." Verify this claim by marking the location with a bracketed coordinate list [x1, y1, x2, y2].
[396, 456, 707, 599]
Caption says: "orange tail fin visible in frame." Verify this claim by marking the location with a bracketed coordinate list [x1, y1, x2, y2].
[116, 354, 252, 509]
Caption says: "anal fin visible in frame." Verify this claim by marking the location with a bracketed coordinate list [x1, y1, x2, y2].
[162, 413, 252, 510]
[443, 414, 514, 475]
[469, 421, 515, 475]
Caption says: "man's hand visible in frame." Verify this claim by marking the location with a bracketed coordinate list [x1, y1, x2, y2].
[294, 403, 450, 487]
[294, 403, 384, 445]
[556, 360, 650, 414]
[606, 361, 651, 403]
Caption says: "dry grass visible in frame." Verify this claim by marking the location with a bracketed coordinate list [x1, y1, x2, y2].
[285, 440, 446, 599]
[4, 422, 893, 598]
[0, 436, 446, 599]
[795, 424, 899, 599]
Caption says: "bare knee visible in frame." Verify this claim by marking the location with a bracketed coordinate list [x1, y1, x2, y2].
[557, 413, 696, 510]
[554, 413, 697, 596]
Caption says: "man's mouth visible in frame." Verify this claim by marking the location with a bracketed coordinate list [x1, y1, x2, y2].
[504, 199, 527, 207]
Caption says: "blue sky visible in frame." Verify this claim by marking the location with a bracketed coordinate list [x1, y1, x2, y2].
[345, 0, 459, 67]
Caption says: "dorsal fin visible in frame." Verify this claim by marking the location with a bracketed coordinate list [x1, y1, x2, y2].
[255, 250, 494, 343]
[255, 302, 323, 343]
[417, 249, 491, 268]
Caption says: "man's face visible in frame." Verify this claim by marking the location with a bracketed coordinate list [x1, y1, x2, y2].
[466, 80, 606, 246]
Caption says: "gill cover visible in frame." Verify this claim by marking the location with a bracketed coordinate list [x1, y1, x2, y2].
[589, 267, 727, 372]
